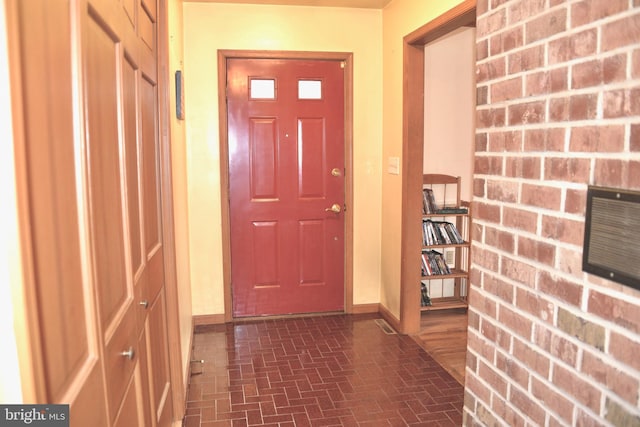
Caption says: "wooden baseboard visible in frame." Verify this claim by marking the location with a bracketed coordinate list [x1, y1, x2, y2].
[350, 303, 380, 314]
[192, 313, 226, 326]
[377, 304, 402, 334]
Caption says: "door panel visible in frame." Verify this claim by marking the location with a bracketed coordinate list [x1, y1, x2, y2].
[228, 58, 345, 316]
[85, 10, 130, 334]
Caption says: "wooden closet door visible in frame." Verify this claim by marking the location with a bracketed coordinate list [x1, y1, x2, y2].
[9, 0, 170, 425]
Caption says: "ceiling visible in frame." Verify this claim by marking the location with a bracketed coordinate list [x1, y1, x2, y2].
[184, 0, 393, 9]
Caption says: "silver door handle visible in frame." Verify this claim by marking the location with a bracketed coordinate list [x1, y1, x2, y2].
[325, 204, 341, 213]
[120, 347, 135, 360]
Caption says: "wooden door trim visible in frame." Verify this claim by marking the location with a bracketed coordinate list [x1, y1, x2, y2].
[157, 0, 186, 422]
[217, 50, 354, 321]
[399, 0, 476, 334]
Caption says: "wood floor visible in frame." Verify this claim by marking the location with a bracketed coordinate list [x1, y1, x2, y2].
[412, 308, 469, 385]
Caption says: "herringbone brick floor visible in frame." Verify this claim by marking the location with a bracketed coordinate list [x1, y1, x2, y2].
[184, 313, 463, 426]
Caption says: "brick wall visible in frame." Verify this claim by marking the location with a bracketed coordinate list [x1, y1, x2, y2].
[466, 1, 640, 425]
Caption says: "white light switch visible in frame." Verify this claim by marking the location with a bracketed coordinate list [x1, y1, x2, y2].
[388, 157, 400, 175]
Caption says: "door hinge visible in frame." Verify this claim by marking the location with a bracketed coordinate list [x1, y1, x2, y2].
[340, 61, 345, 69]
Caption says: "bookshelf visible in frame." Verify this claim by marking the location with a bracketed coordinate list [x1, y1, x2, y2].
[420, 174, 470, 311]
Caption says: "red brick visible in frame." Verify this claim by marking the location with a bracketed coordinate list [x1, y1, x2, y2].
[483, 275, 514, 306]
[473, 178, 486, 198]
[602, 13, 640, 52]
[463, 365, 492, 406]
[530, 376, 574, 424]
[525, 71, 549, 96]
[508, 45, 544, 74]
[631, 124, 640, 152]
[548, 37, 572, 65]
[478, 319, 506, 350]
[491, 77, 522, 103]
[484, 227, 515, 257]
[552, 364, 602, 413]
[476, 38, 489, 61]
[516, 287, 554, 323]
[588, 290, 640, 334]
[603, 88, 640, 118]
[524, 128, 566, 152]
[498, 305, 533, 340]
[569, 93, 598, 120]
[495, 352, 528, 389]
[633, 48, 640, 78]
[476, 107, 506, 128]
[487, 179, 518, 203]
[478, 360, 508, 397]
[550, 67, 569, 92]
[572, 59, 603, 89]
[549, 333, 579, 367]
[477, 8, 506, 38]
[503, 206, 537, 234]
[571, 0, 629, 28]
[477, 57, 506, 83]
[603, 53, 627, 83]
[468, 328, 496, 363]
[569, 125, 625, 152]
[565, 189, 586, 215]
[474, 202, 501, 224]
[581, 351, 640, 405]
[544, 157, 590, 183]
[513, 336, 550, 378]
[549, 98, 569, 122]
[570, 29, 598, 58]
[538, 270, 584, 306]
[526, 8, 568, 43]
[517, 235, 556, 265]
[476, 132, 488, 151]
[630, 161, 640, 189]
[491, 395, 526, 427]
[541, 215, 584, 246]
[609, 332, 640, 372]
[508, 0, 546, 24]
[508, 101, 545, 125]
[487, 130, 522, 152]
[474, 155, 503, 175]
[557, 247, 584, 279]
[501, 257, 537, 288]
[509, 386, 547, 424]
[505, 157, 541, 179]
[472, 246, 499, 272]
[594, 158, 624, 187]
[521, 183, 561, 210]
[477, 85, 488, 106]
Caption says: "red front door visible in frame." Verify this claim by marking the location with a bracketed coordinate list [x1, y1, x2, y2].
[228, 58, 345, 316]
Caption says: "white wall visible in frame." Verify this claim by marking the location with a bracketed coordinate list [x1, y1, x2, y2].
[424, 26, 476, 202]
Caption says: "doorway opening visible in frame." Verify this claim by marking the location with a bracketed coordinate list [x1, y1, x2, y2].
[399, 1, 476, 335]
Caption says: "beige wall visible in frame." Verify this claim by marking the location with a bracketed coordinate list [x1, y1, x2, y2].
[380, 0, 467, 319]
[424, 26, 476, 202]
[183, 2, 384, 315]
[167, 0, 193, 387]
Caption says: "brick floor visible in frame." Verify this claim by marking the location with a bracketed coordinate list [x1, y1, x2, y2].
[184, 313, 463, 426]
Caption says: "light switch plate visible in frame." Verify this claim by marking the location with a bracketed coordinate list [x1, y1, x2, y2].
[388, 156, 400, 175]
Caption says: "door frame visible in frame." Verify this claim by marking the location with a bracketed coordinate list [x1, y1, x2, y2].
[399, 0, 476, 334]
[217, 50, 354, 321]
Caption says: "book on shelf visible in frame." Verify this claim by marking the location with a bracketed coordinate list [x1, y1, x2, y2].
[421, 250, 451, 276]
[434, 206, 468, 214]
[422, 220, 465, 246]
[422, 188, 438, 214]
[421, 281, 432, 306]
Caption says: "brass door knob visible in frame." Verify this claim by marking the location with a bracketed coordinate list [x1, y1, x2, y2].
[325, 203, 341, 213]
